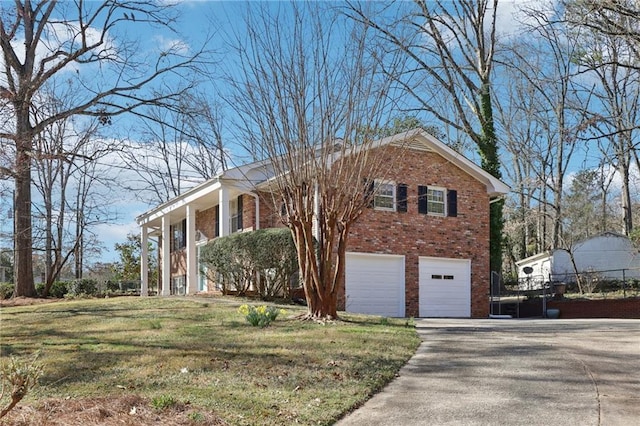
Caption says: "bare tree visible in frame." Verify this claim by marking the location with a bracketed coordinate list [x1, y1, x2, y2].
[497, 1, 593, 252]
[564, 0, 640, 70]
[30, 86, 118, 293]
[121, 91, 226, 205]
[567, 1, 640, 236]
[0, 1, 207, 297]
[346, 0, 505, 272]
[494, 67, 547, 274]
[225, 2, 403, 319]
[564, 168, 619, 240]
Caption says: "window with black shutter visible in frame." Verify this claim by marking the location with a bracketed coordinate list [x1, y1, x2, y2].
[417, 186, 456, 217]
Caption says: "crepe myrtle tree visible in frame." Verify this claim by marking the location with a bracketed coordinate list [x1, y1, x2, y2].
[226, 2, 405, 319]
[0, 0, 209, 297]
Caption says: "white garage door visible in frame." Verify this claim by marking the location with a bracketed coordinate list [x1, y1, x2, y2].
[345, 253, 405, 317]
[419, 257, 471, 317]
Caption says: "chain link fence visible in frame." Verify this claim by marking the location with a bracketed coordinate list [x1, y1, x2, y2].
[512, 267, 640, 299]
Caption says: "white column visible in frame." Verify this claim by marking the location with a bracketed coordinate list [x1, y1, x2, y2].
[219, 186, 230, 237]
[186, 204, 197, 294]
[140, 225, 148, 297]
[161, 215, 171, 296]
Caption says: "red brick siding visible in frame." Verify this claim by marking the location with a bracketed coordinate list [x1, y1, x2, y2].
[196, 207, 216, 240]
[345, 146, 491, 318]
[548, 299, 640, 319]
[241, 194, 256, 231]
[257, 191, 286, 230]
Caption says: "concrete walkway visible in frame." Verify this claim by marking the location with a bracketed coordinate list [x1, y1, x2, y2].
[337, 319, 640, 426]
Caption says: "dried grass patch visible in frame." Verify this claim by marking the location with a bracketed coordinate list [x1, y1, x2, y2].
[1, 395, 225, 425]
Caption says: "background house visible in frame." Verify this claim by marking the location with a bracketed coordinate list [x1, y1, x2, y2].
[516, 232, 640, 289]
[137, 129, 509, 318]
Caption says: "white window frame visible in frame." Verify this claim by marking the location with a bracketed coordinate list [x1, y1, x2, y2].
[196, 243, 208, 292]
[172, 275, 186, 295]
[427, 186, 446, 216]
[374, 179, 396, 211]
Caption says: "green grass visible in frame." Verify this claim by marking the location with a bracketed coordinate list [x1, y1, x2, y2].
[0, 296, 420, 425]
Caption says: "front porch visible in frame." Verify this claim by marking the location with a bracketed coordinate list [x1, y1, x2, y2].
[137, 177, 262, 297]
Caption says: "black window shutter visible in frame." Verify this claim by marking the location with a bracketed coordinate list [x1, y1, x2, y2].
[418, 185, 428, 214]
[447, 189, 458, 217]
[181, 219, 187, 248]
[364, 178, 374, 208]
[215, 204, 220, 237]
[237, 195, 243, 229]
[397, 184, 408, 212]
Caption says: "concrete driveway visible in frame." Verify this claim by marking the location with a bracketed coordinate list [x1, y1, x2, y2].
[337, 319, 640, 426]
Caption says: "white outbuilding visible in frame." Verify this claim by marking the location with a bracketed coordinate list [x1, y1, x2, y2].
[516, 232, 640, 289]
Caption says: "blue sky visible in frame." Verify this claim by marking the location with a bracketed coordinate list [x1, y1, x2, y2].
[0, 0, 589, 263]
[88, 0, 534, 261]
[1, 1, 636, 267]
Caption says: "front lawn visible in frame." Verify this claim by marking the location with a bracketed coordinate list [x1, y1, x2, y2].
[0, 296, 419, 425]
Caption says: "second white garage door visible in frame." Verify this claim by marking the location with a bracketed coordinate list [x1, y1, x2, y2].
[345, 253, 405, 317]
[419, 257, 471, 317]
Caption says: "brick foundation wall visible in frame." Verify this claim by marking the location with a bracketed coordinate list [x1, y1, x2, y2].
[345, 146, 491, 318]
[548, 298, 640, 319]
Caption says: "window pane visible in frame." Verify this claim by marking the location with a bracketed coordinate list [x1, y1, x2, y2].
[374, 181, 395, 210]
[427, 188, 445, 215]
[375, 195, 394, 209]
[379, 183, 394, 196]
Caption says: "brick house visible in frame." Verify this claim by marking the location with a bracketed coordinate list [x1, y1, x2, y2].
[136, 129, 509, 318]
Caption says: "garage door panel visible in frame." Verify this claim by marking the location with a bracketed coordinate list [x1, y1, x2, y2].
[419, 257, 471, 318]
[346, 253, 405, 317]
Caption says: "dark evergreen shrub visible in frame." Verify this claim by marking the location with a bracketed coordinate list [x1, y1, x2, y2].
[200, 228, 298, 298]
[67, 279, 97, 297]
[0, 282, 13, 299]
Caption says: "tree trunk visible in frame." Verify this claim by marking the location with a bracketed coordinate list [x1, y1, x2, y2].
[619, 159, 633, 236]
[13, 136, 36, 297]
[294, 220, 339, 320]
[479, 84, 503, 274]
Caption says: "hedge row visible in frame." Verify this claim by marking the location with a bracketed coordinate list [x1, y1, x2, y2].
[199, 228, 300, 299]
[0, 279, 141, 300]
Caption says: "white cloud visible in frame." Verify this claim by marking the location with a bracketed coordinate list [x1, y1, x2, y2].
[494, 0, 558, 39]
[153, 35, 190, 56]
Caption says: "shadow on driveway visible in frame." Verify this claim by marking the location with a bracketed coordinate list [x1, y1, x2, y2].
[337, 319, 640, 426]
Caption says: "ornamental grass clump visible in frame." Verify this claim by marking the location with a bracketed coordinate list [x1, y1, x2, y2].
[238, 304, 285, 327]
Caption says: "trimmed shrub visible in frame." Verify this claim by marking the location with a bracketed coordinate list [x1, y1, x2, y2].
[0, 283, 13, 300]
[67, 279, 97, 297]
[200, 228, 299, 298]
[48, 281, 69, 298]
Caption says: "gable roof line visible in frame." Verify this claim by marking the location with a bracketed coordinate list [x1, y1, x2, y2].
[393, 129, 510, 197]
[137, 128, 510, 224]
